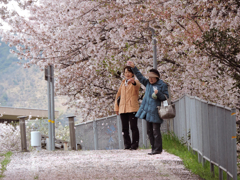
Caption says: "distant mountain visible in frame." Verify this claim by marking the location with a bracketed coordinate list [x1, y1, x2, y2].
[0, 41, 47, 108]
[0, 41, 82, 123]
[0, 42, 18, 74]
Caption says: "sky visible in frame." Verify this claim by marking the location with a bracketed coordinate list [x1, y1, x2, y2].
[0, 0, 30, 30]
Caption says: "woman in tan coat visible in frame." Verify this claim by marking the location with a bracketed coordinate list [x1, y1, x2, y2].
[114, 66, 141, 150]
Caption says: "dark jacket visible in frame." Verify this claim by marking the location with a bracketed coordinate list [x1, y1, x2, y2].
[132, 66, 169, 123]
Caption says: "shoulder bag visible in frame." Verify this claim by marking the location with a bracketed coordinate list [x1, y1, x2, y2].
[157, 94, 176, 119]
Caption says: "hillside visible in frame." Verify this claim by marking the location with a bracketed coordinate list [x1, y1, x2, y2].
[0, 42, 51, 109]
[0, 41, 82, 123]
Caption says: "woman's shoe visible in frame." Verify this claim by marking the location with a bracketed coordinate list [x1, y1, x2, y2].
[148, 151, 162, 155]
[130, 146, 138, 150]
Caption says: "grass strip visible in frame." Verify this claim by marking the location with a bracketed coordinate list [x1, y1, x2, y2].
[0, 151, 13, 179]
[162, 132, 240, 180]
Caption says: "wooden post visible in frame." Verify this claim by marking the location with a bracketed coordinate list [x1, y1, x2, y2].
[64, 142, 68, 151]
[18, 116, 29, 152]
[67, 116, 76, 150]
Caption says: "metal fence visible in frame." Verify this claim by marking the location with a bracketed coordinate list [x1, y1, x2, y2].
[173, 94, 237, 180]
[75, 115, 168, 150]
[75, 94, 237, 179]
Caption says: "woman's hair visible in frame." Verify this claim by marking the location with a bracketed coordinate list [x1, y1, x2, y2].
[123, 66, 134, 77]
[149, 69, 160, 81]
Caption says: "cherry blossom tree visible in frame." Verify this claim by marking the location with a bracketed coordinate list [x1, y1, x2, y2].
[0, 0, 33, 23]
[0, 122, 21, 152]
[0, 0, 239, 120]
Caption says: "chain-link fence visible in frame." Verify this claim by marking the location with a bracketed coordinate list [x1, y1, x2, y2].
[75, 115, 168, 150]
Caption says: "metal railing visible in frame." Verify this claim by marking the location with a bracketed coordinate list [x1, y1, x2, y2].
[74, 94, 237, 180]
[173, 94, 237, 180]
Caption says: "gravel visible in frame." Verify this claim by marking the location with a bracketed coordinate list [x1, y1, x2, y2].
[3, 149, 203, 180]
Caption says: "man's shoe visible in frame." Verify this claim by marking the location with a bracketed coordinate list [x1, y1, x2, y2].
[148, 152, 153, 155]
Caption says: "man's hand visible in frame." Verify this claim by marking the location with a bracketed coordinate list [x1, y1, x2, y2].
[127, 61, 135, 68]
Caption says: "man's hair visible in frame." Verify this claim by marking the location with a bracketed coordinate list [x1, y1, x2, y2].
[123, 66, 134, 77]
[149, 69, 160, 80]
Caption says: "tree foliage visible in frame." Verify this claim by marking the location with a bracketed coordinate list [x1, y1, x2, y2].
[195, 28, 240, 90]
[0, 0, 239, 120]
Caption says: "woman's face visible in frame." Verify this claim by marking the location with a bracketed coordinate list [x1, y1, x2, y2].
[124, 68, 134, 80]
[149, 77, 158, 84]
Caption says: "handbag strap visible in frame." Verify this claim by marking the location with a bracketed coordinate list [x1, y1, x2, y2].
[163, 94, 171, 105]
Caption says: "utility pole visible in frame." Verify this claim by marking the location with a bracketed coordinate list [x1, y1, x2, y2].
[45, 65, 55, 150]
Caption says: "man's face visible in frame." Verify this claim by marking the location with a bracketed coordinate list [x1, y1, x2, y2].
[149, 77, 158, 84]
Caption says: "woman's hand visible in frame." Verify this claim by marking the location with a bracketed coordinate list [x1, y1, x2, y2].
[127, 61, 135, 68]
[127, 78, 135, 84]
[115, 111, 119, 115]
[154, 89, 158, 94]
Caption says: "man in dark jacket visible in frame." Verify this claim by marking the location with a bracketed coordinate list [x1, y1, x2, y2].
[127, 61, 169, 155]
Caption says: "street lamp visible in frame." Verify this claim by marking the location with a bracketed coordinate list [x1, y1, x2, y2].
[44, 65, 55, 151]
[148, 27, 157, 69]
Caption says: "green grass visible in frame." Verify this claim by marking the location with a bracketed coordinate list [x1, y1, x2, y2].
[162, 132, 240, 180]
[0, 151, 13, 179]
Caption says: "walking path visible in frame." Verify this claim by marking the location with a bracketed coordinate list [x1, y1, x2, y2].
[3, 149, 202, 180]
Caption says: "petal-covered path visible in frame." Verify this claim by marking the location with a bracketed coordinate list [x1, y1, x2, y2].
[3, 149, 202, 180]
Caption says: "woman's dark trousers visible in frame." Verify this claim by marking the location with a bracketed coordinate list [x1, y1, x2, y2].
[120, 112, 139, 149]
[147, 121, 162, 153]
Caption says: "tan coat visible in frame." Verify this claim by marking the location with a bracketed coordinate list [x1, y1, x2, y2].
[114, 79, 141, 114]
